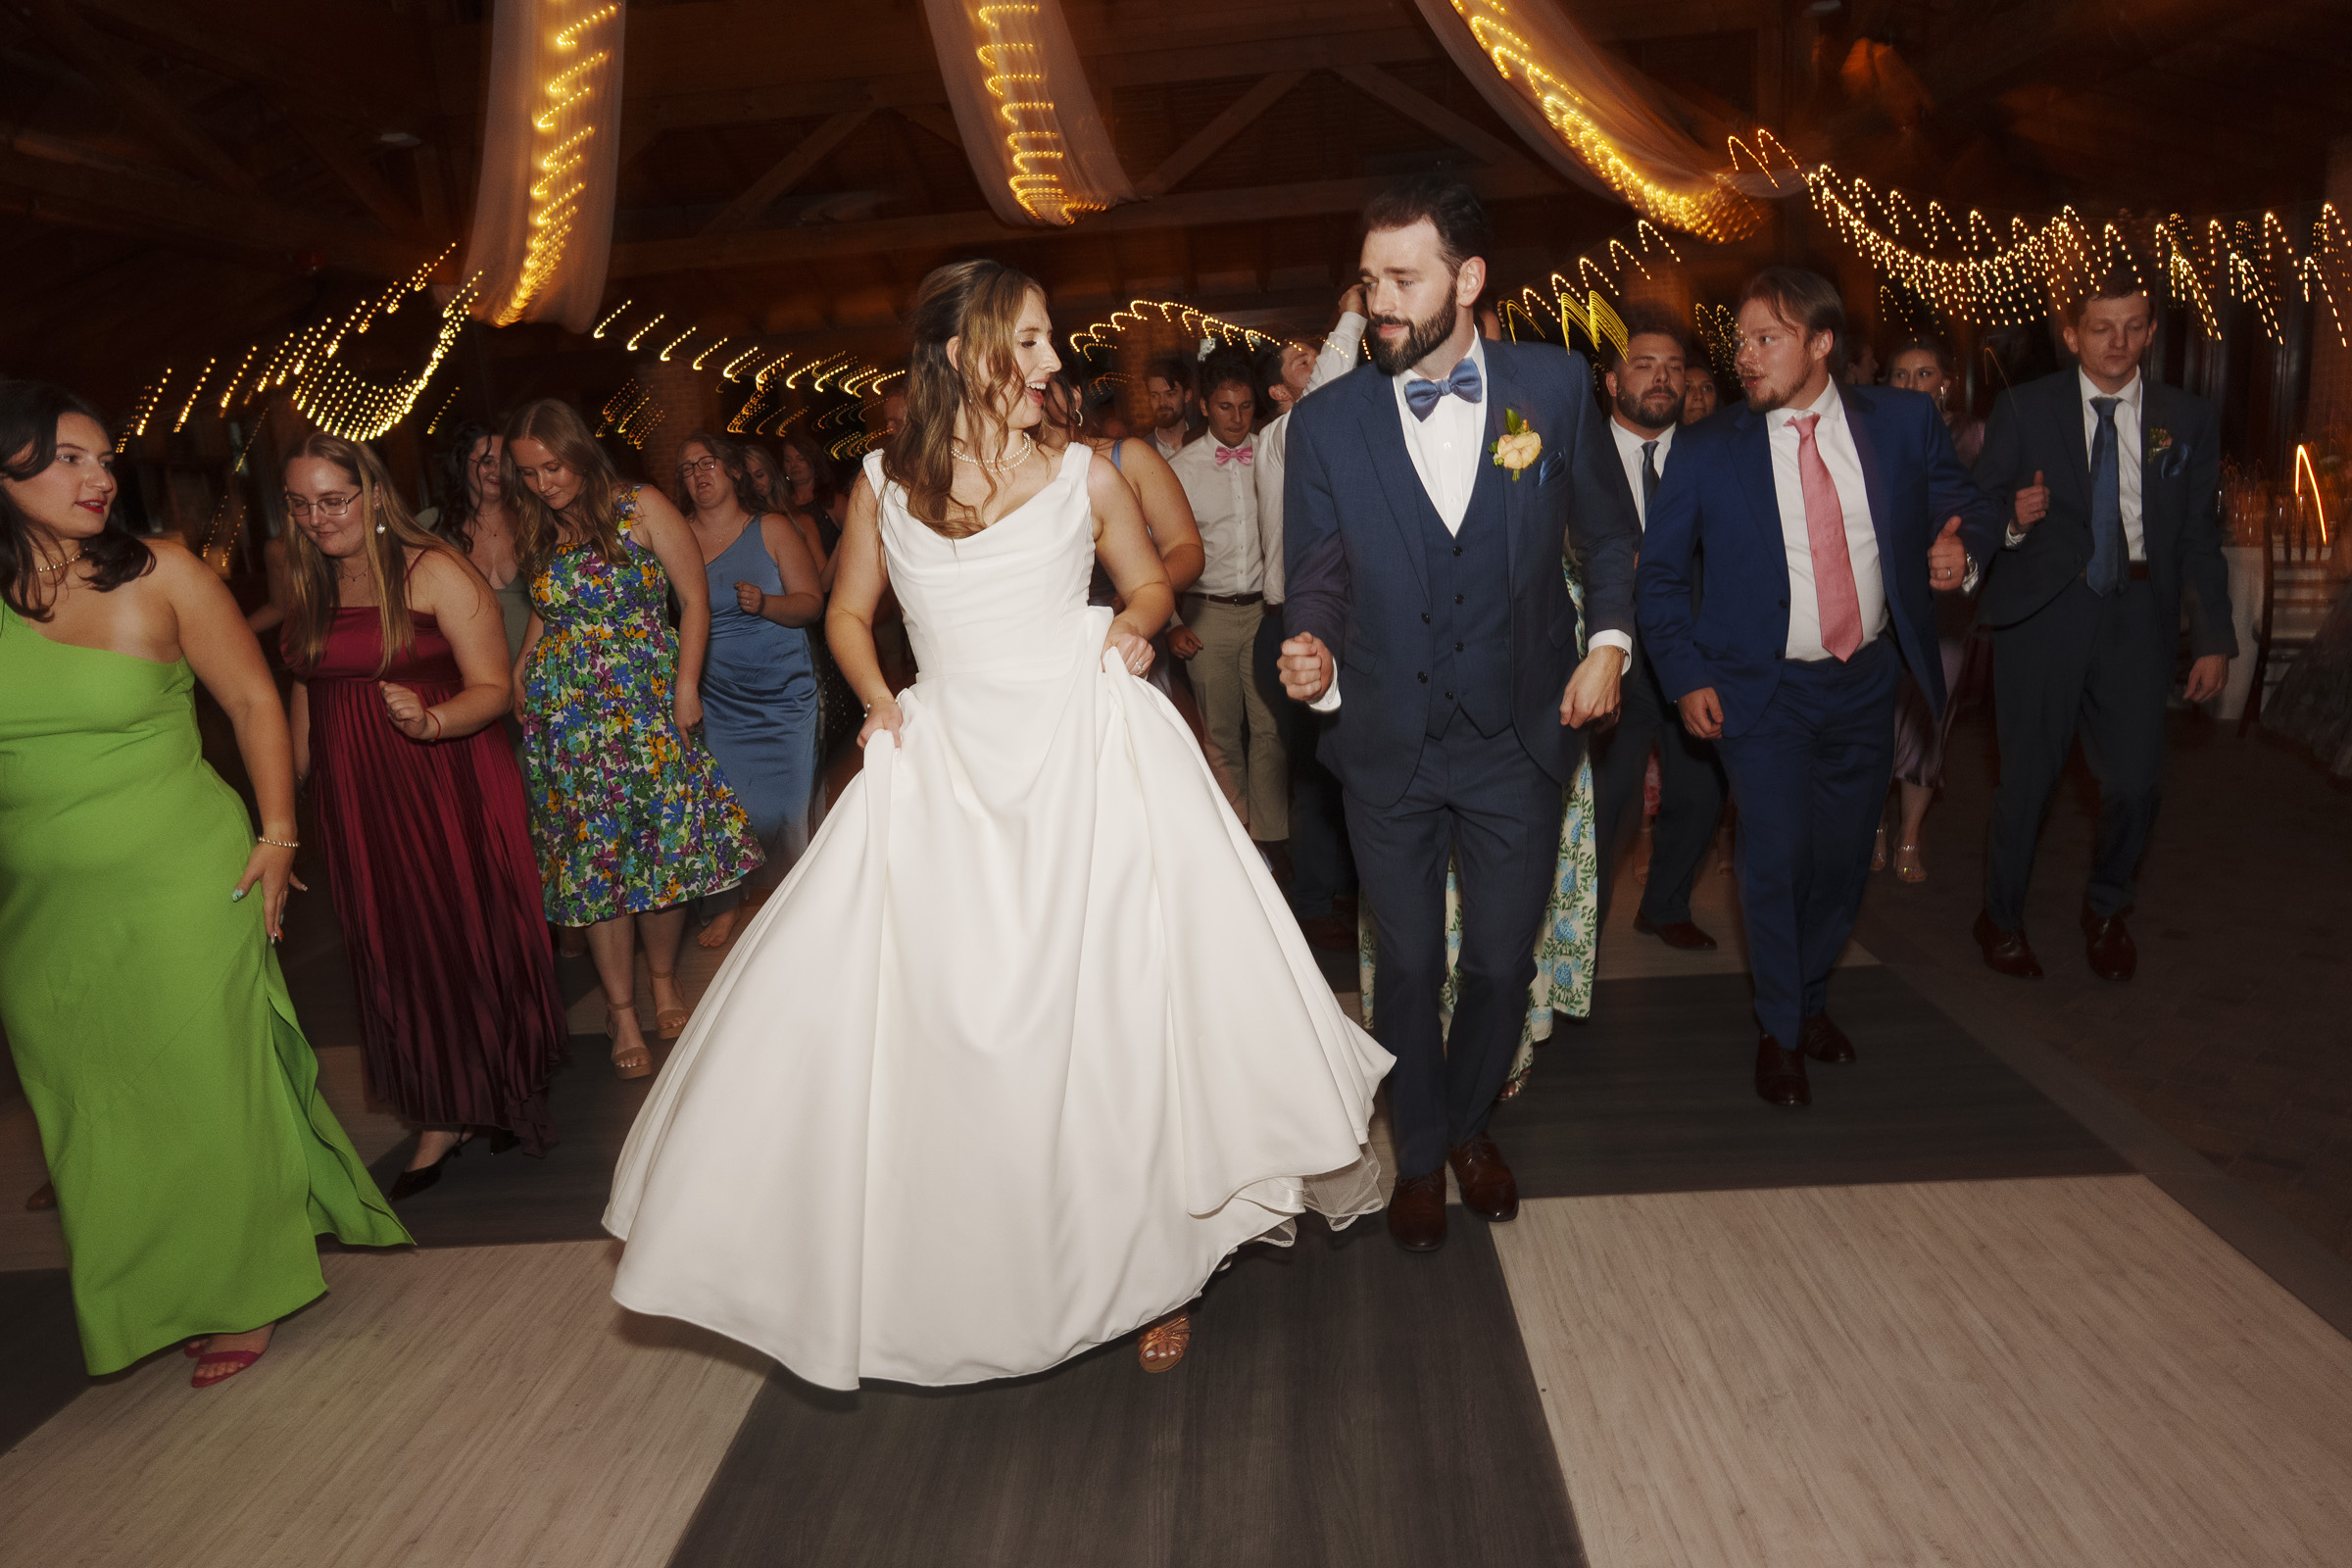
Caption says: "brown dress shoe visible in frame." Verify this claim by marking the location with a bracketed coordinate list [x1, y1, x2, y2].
[1447, 1135, 1520, 1222]
[1387, 1169, 1447, 1252]
[1755, 1037, 1811, 1107]
[2081, 904, 2137, 981]
[1972, 910, 2044, 979]
[1798, 1011, 1855, 1064]
[1634, 912, 1719, 950]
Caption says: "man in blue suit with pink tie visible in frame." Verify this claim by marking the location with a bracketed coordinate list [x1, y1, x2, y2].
[1638, 269, 1997, 1108]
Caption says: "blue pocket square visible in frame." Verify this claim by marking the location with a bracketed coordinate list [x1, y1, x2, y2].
[2156, 442, 2190, 481]
[1533, 451, 1566, 484]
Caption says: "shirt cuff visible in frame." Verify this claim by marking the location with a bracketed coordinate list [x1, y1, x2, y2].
[1308, 671, 1342, 712]
[1961, 556, 1984, 596]
[2003, 525, 2030, 549]
[1587, 630, 1632, 657]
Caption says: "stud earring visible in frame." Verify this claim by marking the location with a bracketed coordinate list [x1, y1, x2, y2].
[376, 523, 387, 534]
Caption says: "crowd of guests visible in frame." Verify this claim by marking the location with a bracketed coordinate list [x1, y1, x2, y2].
[0, 207, 2247, 1389]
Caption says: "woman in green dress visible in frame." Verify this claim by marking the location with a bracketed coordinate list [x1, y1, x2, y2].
[0, 380, 410, 1387]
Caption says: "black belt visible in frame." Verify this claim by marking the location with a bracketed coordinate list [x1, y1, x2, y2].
[2081, 564, 2152, 582]
[1194, 591, 1264, 606]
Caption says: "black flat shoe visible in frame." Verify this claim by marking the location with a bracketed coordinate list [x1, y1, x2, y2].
[487, 1128, 520, 1155]
[386, 1136, 467, 1201]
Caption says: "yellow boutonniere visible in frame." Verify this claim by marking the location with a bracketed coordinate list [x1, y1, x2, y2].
[1490, 408, 1541, 481]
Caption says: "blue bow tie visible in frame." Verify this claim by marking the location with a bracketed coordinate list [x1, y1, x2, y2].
[1403, 357, 1483, 420]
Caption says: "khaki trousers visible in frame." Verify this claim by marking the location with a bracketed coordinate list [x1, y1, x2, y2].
[1180, 596, 1288, 841]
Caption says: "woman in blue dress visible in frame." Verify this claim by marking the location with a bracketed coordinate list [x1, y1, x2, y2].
[676, 431, 826, 948]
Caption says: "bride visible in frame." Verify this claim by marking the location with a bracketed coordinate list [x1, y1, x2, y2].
[605, 261, 1391, 1388]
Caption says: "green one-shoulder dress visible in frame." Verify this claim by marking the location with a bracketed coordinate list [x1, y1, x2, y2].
[0, 607, 411, 1374]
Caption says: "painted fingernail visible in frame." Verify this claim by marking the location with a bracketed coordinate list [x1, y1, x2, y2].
[230, 888, 247, 902]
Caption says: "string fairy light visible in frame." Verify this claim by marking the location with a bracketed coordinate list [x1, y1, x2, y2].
[969, 3, 1104, 224]
[659, 325, 696, 362]
[691, 336, 731, 370]
[492, 1, 620, 325]
[591, 299, 633, 339]
[1070, 299, 1280, 361]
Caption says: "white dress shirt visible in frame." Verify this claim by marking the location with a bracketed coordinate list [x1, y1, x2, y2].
[1168, 430, 1262, 597]
[1767, 380, 1888, 662]
[1607, 417, 1676, 529]
[1310, 334, 1626, 711]
[1256, 312, 1366, 606]
[2079, 368, 2146, 561]
[1152, 425, 1188, 464]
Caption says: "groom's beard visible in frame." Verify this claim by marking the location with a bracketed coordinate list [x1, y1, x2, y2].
[1367, 303, 1458, 377]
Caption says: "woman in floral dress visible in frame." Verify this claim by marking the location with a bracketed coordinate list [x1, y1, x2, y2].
[503, 400, 763, 1078]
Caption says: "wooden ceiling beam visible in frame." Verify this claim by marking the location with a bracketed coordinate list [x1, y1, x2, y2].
[283, 108, 428, 240]
[1332, 62, 1524, 170]
[0, 145, 429, 278]
[611, 164, 1563, 280]
[20, 0, 261, 196]
[1136, 71, 1307, 198]
[73, 0, 431, 133]
[701, 107, 876, 239]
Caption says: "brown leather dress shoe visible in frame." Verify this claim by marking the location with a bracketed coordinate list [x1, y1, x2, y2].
[1387, 1169, 1447, 1252]
[1447, 1135, 1520, 1222]
[1798, 1012, 1856, 1063]
[2081, 903, 2137, 981]
[1634, 912, 1719, 950]
[1972, 910, 2044, 979]
[1755, 1037, 1811, 1107]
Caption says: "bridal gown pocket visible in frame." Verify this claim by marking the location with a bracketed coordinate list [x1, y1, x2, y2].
[605, 442, 1390, 1391]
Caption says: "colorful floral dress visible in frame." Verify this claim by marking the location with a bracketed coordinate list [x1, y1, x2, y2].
[522, 487, 764, 923]
[1358, 561, 1602, 1100]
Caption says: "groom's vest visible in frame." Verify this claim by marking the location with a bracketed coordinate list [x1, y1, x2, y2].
[1420, 493, 1513, 738]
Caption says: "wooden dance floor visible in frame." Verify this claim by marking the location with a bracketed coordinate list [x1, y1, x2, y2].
[4, 876, 2351, 1566]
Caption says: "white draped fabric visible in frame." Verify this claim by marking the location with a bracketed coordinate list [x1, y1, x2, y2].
[1414, 0, 1758, 239]
[461, 0, 626, 331]
[606, 442, 1388, 1390]
[919, 0, 1136, 226]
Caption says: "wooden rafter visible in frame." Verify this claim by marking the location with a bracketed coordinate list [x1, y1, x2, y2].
[1136, 71, 1307, 198]
[21, 0, 260, 196]
[612, 164, 1562, 280]
[284, 109, 426, 239]
[1331, 63, 1524, 170]
[701, 108, 876, 239]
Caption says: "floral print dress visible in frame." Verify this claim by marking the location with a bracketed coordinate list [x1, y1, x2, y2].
[522, 488, 764, 924]
[1358, 560, 1602, 1101]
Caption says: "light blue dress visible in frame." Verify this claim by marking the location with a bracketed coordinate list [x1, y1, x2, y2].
[700, 516, 820, 910]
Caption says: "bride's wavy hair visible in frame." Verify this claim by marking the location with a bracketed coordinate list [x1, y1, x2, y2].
[884, 259, 1043, 539]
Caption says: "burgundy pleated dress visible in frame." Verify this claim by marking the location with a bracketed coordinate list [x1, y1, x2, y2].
[294, 609, 568, 1153]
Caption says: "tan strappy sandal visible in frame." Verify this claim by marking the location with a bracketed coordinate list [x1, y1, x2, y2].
[1138, 1310, 1192, 1373]
[607, 1006, 654, 1080]
[649, 970, 690, 1039]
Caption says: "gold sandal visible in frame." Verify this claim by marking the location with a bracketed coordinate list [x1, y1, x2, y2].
[649, 969, 690, 1039]
[607, 1006, 654, 1080]
[1894, 843, 1927, 884]
[1138, 1310, 1192, 1373]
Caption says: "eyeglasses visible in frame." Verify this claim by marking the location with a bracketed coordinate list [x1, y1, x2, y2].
[284, 494, 357, 520]
[679, 456, 723, 477]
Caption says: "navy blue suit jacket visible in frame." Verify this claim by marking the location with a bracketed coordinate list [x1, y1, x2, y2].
[1637, 384, 1997, 738]
[1282, 339, 1641, 807]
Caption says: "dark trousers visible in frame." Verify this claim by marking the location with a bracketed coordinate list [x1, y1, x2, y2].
[1253, 610, 1356, 918]
[1714, 639, 1898, 1047]
[1984, 579, 2168, 927]
[1589, 648, 1727, 928]
[1347, 713, 1566, 1179]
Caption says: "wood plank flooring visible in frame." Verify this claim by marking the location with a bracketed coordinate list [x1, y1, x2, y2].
[0, 1241, 769, 1568]
[1495, 1176, 2352, 1568]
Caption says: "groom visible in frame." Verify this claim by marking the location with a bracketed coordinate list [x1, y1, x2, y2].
[1279, 178, 1640, 1252]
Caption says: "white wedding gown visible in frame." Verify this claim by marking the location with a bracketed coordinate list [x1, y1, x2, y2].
[606, 442, 1391, 1390]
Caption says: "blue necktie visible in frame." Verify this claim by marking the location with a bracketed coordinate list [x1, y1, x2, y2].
[2086, 395, 2126, 597]
[1403, 357, 1483, 420]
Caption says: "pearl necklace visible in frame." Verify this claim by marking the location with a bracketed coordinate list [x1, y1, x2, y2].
[33, 546, 82, 576]
[952, 433, 1035, 472]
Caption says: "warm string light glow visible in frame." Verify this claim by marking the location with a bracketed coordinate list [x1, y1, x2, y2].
[691, 336, 731, 370]
[597, 378, 662, 449]
[494, 1, 620, 325]
[659, 325, 696, 362]
[425, 384, 465, 435]
[970, 3, 1102, 224]
[624, 313, 666, 352]
[1070, 299, 1280, 362]
[1446, 0, 1758, 242]
[591, 299, 633, 339]
[2293, 443, 2331, 545]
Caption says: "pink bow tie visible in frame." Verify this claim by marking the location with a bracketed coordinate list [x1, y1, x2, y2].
[1215, 444, 1253, 467]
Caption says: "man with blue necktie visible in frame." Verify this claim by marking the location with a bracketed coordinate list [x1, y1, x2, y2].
[1971, 271, 2234, 982]
[1279, 178, 1638, 1251]
[1639, 269, 1996, 1108]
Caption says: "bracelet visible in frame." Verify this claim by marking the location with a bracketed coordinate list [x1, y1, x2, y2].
[259, 836, 299, 851]
[427, 708, 445, 741]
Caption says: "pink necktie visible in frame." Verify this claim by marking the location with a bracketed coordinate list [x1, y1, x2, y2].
[1790, 413, 1863, 662]
[1215, 444, 1252, 467]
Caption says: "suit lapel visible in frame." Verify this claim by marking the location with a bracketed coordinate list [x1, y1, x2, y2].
[2055, 373, 2092, 508]
[1477, 343, 1514, 579]
[1841, 386, 1898, 563]
[1733, 405, 1780, 550]
[1352, 371, 1433, 595]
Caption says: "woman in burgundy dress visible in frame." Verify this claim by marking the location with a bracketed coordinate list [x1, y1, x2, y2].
[281, 431, 568, 1199]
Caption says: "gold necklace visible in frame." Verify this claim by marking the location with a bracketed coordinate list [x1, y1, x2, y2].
[33, 546, 82, 575]
[952, 433, 1034, 471]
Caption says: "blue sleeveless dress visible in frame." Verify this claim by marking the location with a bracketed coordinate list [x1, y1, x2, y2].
[701, 517, 820, 902]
